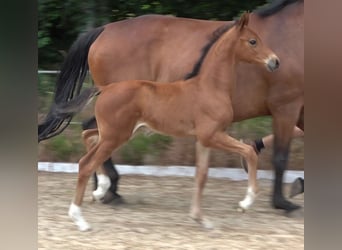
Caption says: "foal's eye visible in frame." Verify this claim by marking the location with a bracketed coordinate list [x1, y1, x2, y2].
[249, 39, 257, 46]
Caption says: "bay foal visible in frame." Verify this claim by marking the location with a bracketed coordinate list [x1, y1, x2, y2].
[69, 13, 280, 231]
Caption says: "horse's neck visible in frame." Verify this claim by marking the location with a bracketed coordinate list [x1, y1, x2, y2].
[251, 1, 303, 44]
[196, 36, 238, 94]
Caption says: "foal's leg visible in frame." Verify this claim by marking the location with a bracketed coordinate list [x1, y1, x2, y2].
[82, 116, 121, 204]
[82, 129, 110, 202]
[68, 139, 119, 231]
[201, 132, 259, 210]
[190, 141, 211, 227]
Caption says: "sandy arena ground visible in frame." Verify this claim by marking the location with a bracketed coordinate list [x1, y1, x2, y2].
[38, 171, 304, 250]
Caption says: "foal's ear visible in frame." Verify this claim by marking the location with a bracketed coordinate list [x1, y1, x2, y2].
[237, 12, 250, 31]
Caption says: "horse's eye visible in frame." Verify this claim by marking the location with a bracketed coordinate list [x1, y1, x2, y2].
[249, 39, 257, 46]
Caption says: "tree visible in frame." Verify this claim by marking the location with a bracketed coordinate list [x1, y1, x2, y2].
[38, 0, 267, 69]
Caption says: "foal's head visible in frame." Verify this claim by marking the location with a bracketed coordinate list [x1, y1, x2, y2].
[218, 12, 280, 72]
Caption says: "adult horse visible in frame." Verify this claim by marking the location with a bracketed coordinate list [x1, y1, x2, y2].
[68, 12, 280, 231]
[38, 0, 304, 213]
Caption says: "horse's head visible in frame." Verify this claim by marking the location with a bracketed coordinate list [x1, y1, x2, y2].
[234, 12, 280, 72]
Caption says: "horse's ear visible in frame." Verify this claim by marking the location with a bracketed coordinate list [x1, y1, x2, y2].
[237, 12, 250, 31]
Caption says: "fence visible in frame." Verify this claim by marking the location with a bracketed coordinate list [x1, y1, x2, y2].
[37, 70, 304, 169]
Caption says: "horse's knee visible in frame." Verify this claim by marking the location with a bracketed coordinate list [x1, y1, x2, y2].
[82, 129, 98, 141]
[82, 130, 99, 150]
[197, 134, 214, 148]
[272, 150, 289, 172]
[245, 144, 257, 160]
[78, 159, 94, 180]
[78, 167, 92, 181]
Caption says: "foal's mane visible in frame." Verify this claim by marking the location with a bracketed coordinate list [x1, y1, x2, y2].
[184, 0, 302, 80]
[184, 23, 234, 80]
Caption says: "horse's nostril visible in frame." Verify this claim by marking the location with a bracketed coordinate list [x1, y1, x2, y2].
[275, 59, 280, 68]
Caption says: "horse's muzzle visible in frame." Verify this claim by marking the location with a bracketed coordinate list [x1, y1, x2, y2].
[265, 56, 280, 72]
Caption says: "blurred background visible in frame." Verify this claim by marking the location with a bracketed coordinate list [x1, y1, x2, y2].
[38, 0, 303, 170]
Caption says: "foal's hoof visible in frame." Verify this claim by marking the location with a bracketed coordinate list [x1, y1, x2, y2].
[201, 218, 214, 230]
[78, 222, 92, 232]
[236, 206, 246, 213]
[190, 216, 214, 230]
[68, 203, 92, 232]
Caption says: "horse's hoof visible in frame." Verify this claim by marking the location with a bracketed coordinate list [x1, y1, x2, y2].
[101, 191, 125, 205]
[289, 177, 304, 198]
[285, 207, 304, 218]
[273, 197, 301, 212]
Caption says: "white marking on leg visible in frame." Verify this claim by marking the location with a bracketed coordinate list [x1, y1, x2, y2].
[239, 186, 256, 210]
[92, 174, 111, 201]
[68, 202, 91, 231]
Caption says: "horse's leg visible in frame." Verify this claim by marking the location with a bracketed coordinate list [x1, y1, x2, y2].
[101, 158, 122, 203]
[82, 129, 111, 202]
[200, 131, 259, 210]
[82, 116, 121, 204]
[271, 104, 302, 212]
[82, 129, 106, 201]
[189, 141, 212, 228]
[68, 139, 119, 231]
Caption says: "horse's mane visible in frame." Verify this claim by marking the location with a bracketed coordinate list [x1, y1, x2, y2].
[185, 0, 302, 80]
[254, 0, 302, 17]
[184, 23, 234, 80]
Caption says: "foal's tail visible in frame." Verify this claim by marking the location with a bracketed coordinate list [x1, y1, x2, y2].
[38, 26, 104, 142]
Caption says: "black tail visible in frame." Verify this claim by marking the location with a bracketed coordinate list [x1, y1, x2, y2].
[38, 26, 104, 142]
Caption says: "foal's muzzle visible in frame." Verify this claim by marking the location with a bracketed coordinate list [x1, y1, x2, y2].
[265, 55, 280, 72]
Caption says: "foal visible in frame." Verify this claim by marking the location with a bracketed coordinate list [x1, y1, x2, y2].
[69, 12, 280, 231]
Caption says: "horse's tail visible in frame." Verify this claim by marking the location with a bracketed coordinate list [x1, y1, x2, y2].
[38, 26, 104, 142]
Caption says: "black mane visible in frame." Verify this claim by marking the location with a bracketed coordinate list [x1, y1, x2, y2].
[254, 0, 302, 17]
[184, 23, 234, 80]
[184, 0, 302, 80]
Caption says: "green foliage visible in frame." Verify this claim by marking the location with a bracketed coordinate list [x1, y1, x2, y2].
[231, 117, 273, 139]
[38, 0, 268, 68]
[46, 136, 73, 161]
[43, 125, 84, 162]
[119, 133, 172, 165]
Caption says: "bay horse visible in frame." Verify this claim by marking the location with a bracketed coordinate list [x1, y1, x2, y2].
[38, 0, 304, 213]
[68, 12, 280, 231]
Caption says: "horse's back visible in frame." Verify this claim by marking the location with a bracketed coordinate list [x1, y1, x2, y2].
[88, 15, 228, 86]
